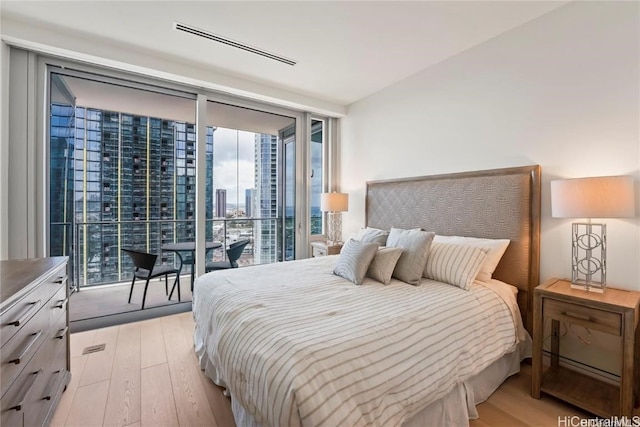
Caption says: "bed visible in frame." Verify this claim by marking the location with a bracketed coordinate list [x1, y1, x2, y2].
[193, 165, 541, 426]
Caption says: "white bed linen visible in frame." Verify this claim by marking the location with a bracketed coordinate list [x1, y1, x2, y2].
[193, 256, 522, 427]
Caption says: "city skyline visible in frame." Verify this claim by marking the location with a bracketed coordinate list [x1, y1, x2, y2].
[50, 102, 284, 287]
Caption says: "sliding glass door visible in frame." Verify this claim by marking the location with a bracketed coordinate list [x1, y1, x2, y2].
[48, 69, 197, 289]
[48, 67, 304, 287]
[49, 73, 76, 290]
[282, 125, 296, 261]
[205, 100, 296, 265]
[46, 59, 316, 293]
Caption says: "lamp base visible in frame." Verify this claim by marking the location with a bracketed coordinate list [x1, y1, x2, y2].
[570, 222, 606, 290]
[570, 282, 605, 293]
[326, 212, 343, 245]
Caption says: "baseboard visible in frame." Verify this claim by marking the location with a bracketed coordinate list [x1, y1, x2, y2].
[70, 301, 192, 333]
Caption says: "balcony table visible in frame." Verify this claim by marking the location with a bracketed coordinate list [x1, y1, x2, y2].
[161, 241, 222, 290]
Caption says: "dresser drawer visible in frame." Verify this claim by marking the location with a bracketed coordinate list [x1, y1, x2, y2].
[1, 345, 50, 427]
[1, 300, 51, 397]
[1, 264, 66, 348]
[49, 307, 69, 356]
[48, 285, 68, 327]
[25, 335, 68, 427]
[544, 298, 622, 335]
[38, 264, 68, 313]
[0, 324, 68, 427]
[1, 292, 44, 349]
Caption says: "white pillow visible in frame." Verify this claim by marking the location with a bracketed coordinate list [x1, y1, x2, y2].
[386, 228, 435, 285]
[333, 239, 379, 285]
[424, 242, 488, 290]
[366, 246, 403, 285]
[354, 227, 390, 246]
[433, 235, 510, 282]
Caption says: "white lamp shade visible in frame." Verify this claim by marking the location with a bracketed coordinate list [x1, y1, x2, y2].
[550, 175, 635, 218]
[321, 192, 349, 212]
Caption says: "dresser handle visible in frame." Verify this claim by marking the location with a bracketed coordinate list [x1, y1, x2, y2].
[42, 370, 62, 401]
[9, 330, 43, 364]
[55, 297, 69, 309]
[562, 311, 594, 322]
[7, 300, 42, 327]
[9, 369, 42, 411]
[55, 327, 68, 339]
[53, 277, 65, 284]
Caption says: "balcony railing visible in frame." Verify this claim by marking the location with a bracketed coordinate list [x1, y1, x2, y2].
[51, 218, 282, 290]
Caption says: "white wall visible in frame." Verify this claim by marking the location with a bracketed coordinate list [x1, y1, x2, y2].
[3, 48, 39, 260]
[341, 1, 640, 291]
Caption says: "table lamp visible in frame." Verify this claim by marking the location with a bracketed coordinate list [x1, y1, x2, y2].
[550, 175, 634, 292]
[321, 192, 349, 245]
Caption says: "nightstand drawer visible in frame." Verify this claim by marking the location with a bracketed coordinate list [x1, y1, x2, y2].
[312, 246, 327, 257]
[544, 299, 621, 336]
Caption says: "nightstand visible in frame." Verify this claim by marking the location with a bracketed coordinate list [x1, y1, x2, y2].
[532, 278, 640, 417]
[310, 241, 343, 257]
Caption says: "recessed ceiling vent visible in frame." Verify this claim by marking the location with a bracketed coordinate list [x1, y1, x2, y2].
[174, 22, 296, 66]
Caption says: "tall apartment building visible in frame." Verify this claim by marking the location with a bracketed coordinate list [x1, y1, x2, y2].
[253, 133, 279, 264]
[215, 189, 227, 218]
[50, 105, 215, 287]
[245, 188, 254, 218]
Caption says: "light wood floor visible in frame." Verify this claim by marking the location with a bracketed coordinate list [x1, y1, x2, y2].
[52, 312, 633, 427]
[51, 311, 234, 427]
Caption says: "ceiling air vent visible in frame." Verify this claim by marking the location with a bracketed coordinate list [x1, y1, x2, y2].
[174, 22, 296, 66]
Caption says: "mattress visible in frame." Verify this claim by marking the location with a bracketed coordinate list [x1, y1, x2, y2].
[193, 256, 526, 427]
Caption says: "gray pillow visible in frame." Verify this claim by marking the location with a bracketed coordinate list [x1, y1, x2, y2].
[333, 239, 379, 285]
[356, 227, 390, 246]
[386, 228, 435, 285]
[366, 246, 403, 285]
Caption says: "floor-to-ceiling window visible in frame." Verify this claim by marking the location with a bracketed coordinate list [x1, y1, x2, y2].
[48, 71, 201, 288]
[310, 119, 325, 236]
[47, 68, 306, 291]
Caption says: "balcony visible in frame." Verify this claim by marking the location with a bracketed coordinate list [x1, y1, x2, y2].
[50, 218, 281, 330]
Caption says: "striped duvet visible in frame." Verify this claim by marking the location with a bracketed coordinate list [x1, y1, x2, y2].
[193, 256, 518, 427]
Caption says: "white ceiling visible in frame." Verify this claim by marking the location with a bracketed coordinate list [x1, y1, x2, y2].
[1, 1, 567, 106]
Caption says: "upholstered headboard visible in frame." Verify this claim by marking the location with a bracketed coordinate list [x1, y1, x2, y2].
[365, 165, 541, 333]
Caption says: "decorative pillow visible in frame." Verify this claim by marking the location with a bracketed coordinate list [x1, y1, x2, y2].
[424, 242, 488, 290]
[366, 246, 403, 285]
[386, 228, 435, 285]
[333, 239, 379, 285]
[354, 227, 390, 246]
[433, 235, 510, 282]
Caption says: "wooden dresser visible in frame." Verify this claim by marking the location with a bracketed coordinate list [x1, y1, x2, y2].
[1, 257, 71, 427]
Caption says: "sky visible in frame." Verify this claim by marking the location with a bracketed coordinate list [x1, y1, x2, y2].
[212, 127, 257, 206]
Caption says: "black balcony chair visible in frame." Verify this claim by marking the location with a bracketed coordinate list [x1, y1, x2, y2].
[122, 248, 182, 309]
[205, 239, 250, 272]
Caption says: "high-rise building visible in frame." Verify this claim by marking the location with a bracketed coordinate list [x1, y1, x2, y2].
[49, 104, 215, 287]
[216, 189, 227, 218]
[254, 133, 279, 264]
[245, 188, 254, 218]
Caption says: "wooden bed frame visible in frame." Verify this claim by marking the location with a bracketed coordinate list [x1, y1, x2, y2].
[365, 165, 541, 333]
